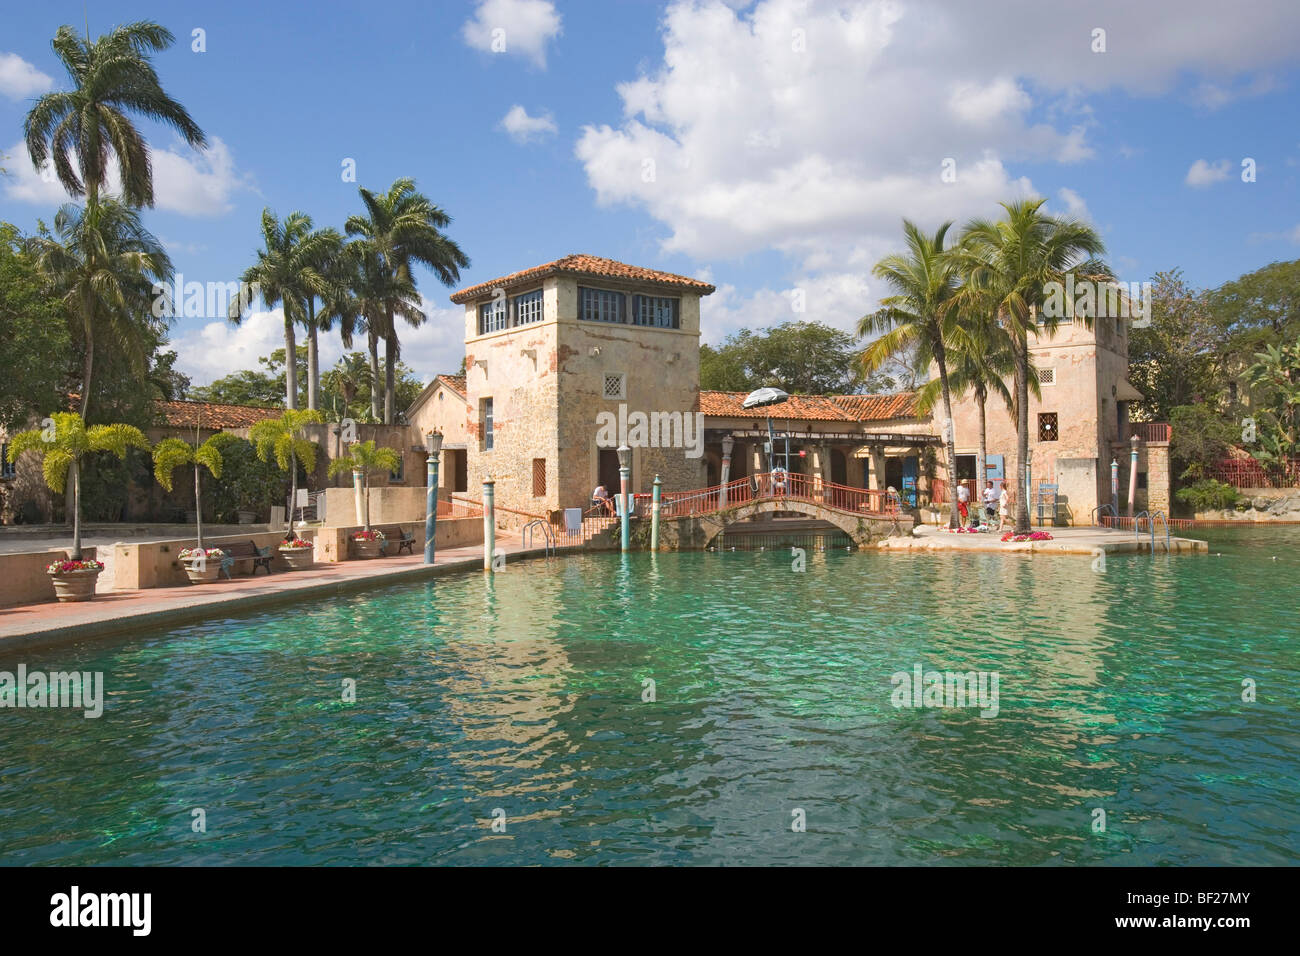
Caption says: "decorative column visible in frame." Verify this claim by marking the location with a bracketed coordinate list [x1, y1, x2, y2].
[352, 469, 364, 526]
[651, 474, 662, 551]
[617, 444, 631, 553]
[1110, 457, 1119, 518]
[719, 434, 734, 508]
[1127, 434, 1140, 518]
[483, 476, 495, 571]
[424, 430, 442, 565]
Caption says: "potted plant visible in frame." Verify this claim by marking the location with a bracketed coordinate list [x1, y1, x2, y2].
[349, 527, 386, 559]
[249, 409, 324, 539]
[177, 546, 226, 583]
[46, 558, 105, 602]
[279, 535, 315, 570]
[327, 440, 401, 559]
[153, 432, 226, 583]
[6, 413, 148, 603]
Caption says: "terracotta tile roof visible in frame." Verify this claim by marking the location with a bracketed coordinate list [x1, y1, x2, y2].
[436, 373, 467, 398]
[157, 400, 282, 429]
[700, 390, 919, 422]
[450, 254, 716, 303]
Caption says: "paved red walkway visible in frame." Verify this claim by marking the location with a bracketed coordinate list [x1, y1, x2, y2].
[0, 535, 550, 651]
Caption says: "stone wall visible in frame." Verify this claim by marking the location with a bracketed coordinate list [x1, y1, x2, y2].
[0, 547, 98, 608]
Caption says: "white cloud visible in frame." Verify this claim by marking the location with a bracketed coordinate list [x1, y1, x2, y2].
[1185, 158, 1232, 187]
[1057, 187, 1090, 221]
[499, 104, 558, 143]
[463, 0, 562, 68]
[1, 136, 251, 216]
[0, 52, 52, 99]
[173, 300, 467, 387]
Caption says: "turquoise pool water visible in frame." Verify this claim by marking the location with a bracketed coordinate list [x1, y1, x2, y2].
[1, 527, 1296, 865]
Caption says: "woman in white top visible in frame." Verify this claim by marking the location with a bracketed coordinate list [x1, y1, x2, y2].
[997, 486, 1013, 531]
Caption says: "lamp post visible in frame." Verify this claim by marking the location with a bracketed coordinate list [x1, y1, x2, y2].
[483, 476, 496, 571]
[424, 430, 443, 564]
[719, 434, 734, 508]
[1127, 434, 1140, 518]
[651, 474, 662, 551]
[617, 444, 631, 552]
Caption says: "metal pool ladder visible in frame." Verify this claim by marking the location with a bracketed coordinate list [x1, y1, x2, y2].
[1091, 503, 1118, 527]
[1133, 510, 1171, 553]
[522, 519, 555, 557]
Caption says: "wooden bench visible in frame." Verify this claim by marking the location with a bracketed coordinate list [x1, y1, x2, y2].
[219, 541, 274, 578]
[374, 525, 416, 556]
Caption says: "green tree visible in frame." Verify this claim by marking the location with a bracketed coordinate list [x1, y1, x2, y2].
[1209, 258, 1300, 364]
[248, 409, 324, 536]
[204, 433, 289, 524]
[701, 321, 868, 394]
[1168, 403, 1238, 480]
[0, 223, 71, 428]
[860, 221, 964, 527]
[321, 352, 374, 421]
[956, 199, 1108, 533]
[229, 210, 335, 409]
[1242, 338, 1300, 465]
[152, 436, 223, 548]
[1128, 269, 1221, 420]
[24, 21, 205, 215]
[5, 412, 148, 558]
[30, 199, 171, 418]
[327, 440, 401, 531]
[189, 370, 285, 407]
[346, 178, 469, 423]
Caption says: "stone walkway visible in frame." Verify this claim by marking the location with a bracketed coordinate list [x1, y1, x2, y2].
[0, 533, 548, 652]
[880, 524, 1209, 555]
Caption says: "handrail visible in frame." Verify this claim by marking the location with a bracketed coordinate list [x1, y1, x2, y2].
[1133, 510, 1155, 552]
[522, 519, 554, 556]
[1149, 510, 1171, 552]
[1091, 502, 1118, 527]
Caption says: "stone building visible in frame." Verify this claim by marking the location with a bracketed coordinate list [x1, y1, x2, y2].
[447, 254, 715, 518]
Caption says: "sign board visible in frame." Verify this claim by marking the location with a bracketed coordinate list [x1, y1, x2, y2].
[295, 489, 308, 507]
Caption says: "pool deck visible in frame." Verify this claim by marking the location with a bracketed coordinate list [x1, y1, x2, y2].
[880, 524, 1209, 555]
[0, 534, 553, 654]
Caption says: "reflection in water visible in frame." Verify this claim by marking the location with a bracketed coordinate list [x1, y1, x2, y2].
[0, 528, 1296, 865]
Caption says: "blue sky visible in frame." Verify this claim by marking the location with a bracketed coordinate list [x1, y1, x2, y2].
[2, 0, 1298, 388]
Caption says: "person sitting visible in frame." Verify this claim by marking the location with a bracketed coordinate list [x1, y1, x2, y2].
[592, 483, 614, 516]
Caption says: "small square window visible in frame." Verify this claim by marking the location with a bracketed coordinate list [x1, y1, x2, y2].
[1038, 412, 1059, 442]
[1038, 367, 1055, 385]
[603, 373, 626, 400]
[532, 458, 546, 497]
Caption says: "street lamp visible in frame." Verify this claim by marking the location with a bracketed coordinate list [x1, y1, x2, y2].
[743, 387, 789, 476]
[617, 443, 632, 552]
[424, 430, 443, 564]
[720, 433, 735, 508]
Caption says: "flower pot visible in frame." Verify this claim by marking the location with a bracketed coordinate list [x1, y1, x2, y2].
[351, 537, 384, 559]
[50, 568, 100, 602]
[279, 547, 315, 571]
[182, 558, 222, 584]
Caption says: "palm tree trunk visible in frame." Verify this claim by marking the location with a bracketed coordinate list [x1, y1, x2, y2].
[976, 386, 987, 506]
[363, 472, 371, 531]
[194, 462, 203, 550]
[70, 459, 82, 561]
[306, 297, 320, 411]
[368, 330, 382, 422]
[384, 314, 397, 425]
[288, 450, 298, 537]
[1014, 338, 1031, 534]
[934, 341, 961, 530]
[284, 315, 299, 409]
[79, 311, 94, 419]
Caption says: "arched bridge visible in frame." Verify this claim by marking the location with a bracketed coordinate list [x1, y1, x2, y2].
[646, 472, 913, 550]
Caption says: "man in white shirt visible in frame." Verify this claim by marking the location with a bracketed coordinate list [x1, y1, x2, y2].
[956, 482, 970, 527]
[982, 481, 999, 523]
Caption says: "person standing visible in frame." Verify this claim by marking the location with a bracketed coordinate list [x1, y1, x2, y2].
[997, 484, 1013, 532]
[956, 481, 970, 527]
[982, 481, 999, 524]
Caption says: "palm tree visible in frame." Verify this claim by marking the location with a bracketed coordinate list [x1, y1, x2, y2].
[327, 440, 402, 531]
[300, 227, 343, 412]
[859, 220, 964, 528]
[25, 21, 205, 216]
[346, 178, 469, 423]
[248, 409, 324, 537]
[322, 352, 374, 421]
[152, 435, 224, 550]
[230, 210, 335, 409]
[5, 412, 148, 559]
[31, 199, 171, 417]
[956, 198, 1108, 533]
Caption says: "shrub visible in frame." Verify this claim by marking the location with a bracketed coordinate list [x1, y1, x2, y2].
[1175, 478, 1240, 512]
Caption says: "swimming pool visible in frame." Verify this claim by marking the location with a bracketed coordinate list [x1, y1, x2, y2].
[1, 527, 1296, 865]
